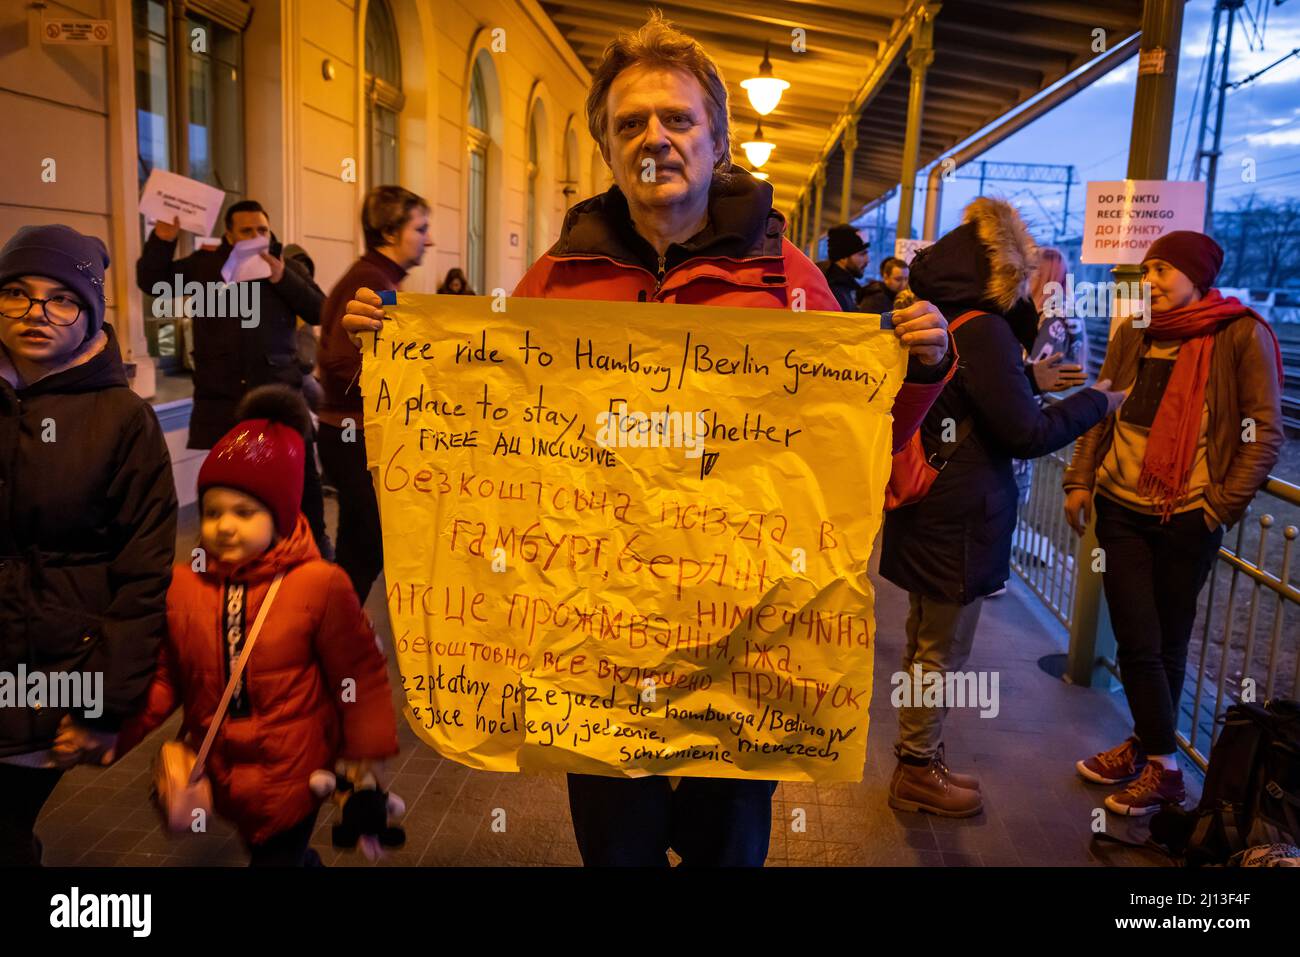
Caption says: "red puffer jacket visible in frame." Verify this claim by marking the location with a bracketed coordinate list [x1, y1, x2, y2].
[513, 168, 953, 451]
[116, 514, 398, 844]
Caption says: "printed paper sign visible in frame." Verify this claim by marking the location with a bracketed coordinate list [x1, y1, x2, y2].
[138, 169, 225, 239]
[1081, 180, 1207, 264]
[361, 295, 907, 782]
[42, 19, 111, 44]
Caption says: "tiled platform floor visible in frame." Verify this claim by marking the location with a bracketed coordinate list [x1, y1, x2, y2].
[34, 502, 1192, 866]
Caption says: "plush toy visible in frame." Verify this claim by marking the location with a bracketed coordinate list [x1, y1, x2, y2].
[310, 764, 406, 861]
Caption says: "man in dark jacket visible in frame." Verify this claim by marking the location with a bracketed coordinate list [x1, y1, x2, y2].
[0, 225, 177, 864]
[818, 223, 870, 312]
[858, 256, 909, 314]
[879, 197, 1126, 819]
[137, 200, 328, 549]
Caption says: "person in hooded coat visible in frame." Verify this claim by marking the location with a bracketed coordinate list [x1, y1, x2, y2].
[879, 197, 1127, 819]
[0, 225, 177, 865]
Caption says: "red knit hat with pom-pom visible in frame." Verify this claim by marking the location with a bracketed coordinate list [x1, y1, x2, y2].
[197, 385, 310, 536]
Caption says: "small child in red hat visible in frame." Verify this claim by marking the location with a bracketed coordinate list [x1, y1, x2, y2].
[114, 385, 399, 865]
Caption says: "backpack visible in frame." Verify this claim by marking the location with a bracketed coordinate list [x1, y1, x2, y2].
[1099, 699, 1300, 865]
[883, 310, 984, 511]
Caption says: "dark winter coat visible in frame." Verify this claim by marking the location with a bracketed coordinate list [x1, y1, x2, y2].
[0, 325, 177, 755]
[857, 280, 895, 314]
[136, 234, 325, 449]
[880, 199, 1110, 605]
[818, 261, 862, 313]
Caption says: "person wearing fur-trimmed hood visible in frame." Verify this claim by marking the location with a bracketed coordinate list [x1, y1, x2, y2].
[879, 198, 1128, 819]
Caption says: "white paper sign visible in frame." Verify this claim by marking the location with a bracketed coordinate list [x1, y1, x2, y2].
[138, 169, 226, 238]
[1081, 180, 1207, 265]
[893, 238, 932, 264]
[221, 237, 272, 283]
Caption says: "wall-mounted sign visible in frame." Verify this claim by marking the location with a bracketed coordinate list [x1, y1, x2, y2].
[893, 238, 932, 264]
[42, 19, 112, 45]
[1081, 179, 1207, 264]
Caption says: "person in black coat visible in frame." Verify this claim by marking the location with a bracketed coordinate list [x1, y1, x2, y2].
[136, 200, 325, 449]
[0, 225, 178, 865]
[817, 223, 870, 312]
[857, 255, 909, 314]
[879, 198, 1126, 819]
[137, 200, 330, 554]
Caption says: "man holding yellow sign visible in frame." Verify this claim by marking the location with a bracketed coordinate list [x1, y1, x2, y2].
[342, 13, 953, 866]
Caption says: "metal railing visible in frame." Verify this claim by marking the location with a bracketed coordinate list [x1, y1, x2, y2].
[1010, 441, 1079, 628]
[1179, 477, 1300, 769]
[1012, 463, 1300, 771]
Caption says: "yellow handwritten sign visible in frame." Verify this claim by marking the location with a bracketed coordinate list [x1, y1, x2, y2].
[361, 295, 905, 782]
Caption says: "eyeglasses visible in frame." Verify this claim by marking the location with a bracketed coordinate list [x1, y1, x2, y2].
[0, 288, 84, 326]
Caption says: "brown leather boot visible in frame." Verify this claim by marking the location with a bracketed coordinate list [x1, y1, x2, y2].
[889, 757, 984, 817]
[936, 743, 980, 791]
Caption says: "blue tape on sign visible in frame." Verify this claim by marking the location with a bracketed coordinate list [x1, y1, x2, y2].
[378, 290, 397, 306]
[878, 311, 894, 330]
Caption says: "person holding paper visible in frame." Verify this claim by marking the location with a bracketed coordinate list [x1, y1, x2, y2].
[342, 12, 958, 868]
[136, 200, 331, 554]
[317, 186, 432, 604]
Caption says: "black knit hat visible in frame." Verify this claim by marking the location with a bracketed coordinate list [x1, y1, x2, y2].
[0, 225, 110, 340]
[827, 223, 868, 262]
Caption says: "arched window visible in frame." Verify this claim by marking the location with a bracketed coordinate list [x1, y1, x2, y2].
[526, 109, 540, 267]
[562, 125, 578, 206]
[365, 0, 403, 188]
[466, 61, 489, 294]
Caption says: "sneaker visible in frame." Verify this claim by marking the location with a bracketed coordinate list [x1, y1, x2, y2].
[1104, 762, 1185, 816]
[1076, 736, 1147, 785]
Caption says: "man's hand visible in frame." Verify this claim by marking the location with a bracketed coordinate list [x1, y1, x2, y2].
[153, 216, 180, 243]
[1064, 488, 1093, 538]
[52, 715, 117, 768]
[343, 287, 386, 347]
[892, 300, 949, 366]
[1032, 352, 1086, 392]
[1091, 378, 1130, 416]
[260, 252, 286, 284]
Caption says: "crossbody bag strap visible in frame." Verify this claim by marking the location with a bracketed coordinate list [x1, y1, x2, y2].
[925, 310, 986, 471]
[188, 572, 285, 786]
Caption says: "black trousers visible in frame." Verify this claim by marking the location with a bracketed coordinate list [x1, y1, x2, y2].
[317, 421, 384, 603]
[246, 808, 320, 867]
[567, 773, 777, 866]
[0, 765, 63, 866]
[1095, 494, 1224, 755]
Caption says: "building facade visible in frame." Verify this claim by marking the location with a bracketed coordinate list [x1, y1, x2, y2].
[2, 0, 609, 501]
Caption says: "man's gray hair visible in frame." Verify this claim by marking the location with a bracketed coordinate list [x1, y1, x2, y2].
[585, 10, 733, 173]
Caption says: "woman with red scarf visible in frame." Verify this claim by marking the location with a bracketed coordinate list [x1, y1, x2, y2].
[1062, 231, 1284, 816]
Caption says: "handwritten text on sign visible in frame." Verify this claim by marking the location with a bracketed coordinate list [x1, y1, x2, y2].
[361, 295, 905, 782]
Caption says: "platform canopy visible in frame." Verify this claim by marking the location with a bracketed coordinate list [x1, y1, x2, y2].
[539, 0, 1143, 227]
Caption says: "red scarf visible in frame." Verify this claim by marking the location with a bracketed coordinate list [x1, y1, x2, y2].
[1138, 290, 1283, 519]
